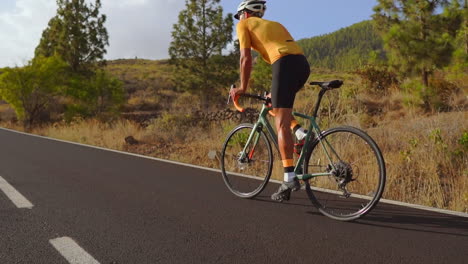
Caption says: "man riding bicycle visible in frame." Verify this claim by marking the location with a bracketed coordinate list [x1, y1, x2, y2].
[230, 1, 311, 202]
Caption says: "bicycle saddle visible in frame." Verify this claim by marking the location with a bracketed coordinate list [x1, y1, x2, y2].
[310, 80, 343, 90]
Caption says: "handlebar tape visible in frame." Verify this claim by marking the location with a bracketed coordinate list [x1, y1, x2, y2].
[233, 95, 245, 113]
[232, 94, 276, 116]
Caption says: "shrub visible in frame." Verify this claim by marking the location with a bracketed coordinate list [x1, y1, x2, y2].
[453, 131, 468, 157]
[355, 65, 399, 95]
[401, 79, 425, 109]
[425, 73, 460, 112]
[64, 70, 124, 120]
[146, 112, 203, 142]
[0, 55, 68, 128]
[401, 72, 461, 112]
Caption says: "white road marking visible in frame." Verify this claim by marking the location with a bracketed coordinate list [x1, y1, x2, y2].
[1, 127, 467, 218]
[0, 175, 33, 209]
[50, 237, 100, 264]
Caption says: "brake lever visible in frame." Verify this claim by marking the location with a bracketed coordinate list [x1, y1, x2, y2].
[227, 84, 236, 105]
[263, 91, 272, 106]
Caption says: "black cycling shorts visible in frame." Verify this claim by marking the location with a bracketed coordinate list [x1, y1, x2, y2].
[271, 54, 310, 108]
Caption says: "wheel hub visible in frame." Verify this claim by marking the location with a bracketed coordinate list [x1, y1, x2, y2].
[328, 161, 354, 187]
[236, 152, 250, 170]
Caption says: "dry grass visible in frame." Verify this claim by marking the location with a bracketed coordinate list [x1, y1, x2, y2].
[0, 104, 17, 122]
[367, 112, 467, 212]
[31, 119, 146, 151]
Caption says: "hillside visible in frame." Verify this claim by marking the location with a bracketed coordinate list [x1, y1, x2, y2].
[298, 20, 385, 71]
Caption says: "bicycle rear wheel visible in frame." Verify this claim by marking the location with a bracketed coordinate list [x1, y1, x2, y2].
[221, 123, 273, 198]
[303, 126, 386, 221]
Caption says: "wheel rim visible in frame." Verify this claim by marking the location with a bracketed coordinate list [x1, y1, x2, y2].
[305, 128, 385, 219]
[221, 125, 272, 198]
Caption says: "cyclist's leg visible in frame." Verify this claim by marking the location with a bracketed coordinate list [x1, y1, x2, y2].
[270, 56, 302, 201]
[285, 55, 311, 140]
[270, 55, 310, 201]
[291, 118, 307, 140]
[289, 55, 311, 142]
[271, 55, 309, 168]
[271, 108, 300, 201]
[274, 108, 294, 168]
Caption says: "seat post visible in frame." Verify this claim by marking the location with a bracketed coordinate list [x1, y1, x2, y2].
[312, 88, 327, 118]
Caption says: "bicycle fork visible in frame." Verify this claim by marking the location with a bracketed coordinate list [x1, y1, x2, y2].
[239, 123, 263, 164]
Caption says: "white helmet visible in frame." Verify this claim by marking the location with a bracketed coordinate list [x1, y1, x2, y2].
[234, 1, 267, 20]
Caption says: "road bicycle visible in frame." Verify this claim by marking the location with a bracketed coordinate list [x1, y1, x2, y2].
[221, 80, 386, 221]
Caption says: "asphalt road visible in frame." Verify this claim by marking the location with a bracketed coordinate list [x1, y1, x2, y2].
[0, 128, 467, 264]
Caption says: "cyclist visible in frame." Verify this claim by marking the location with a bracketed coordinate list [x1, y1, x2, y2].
[230, 1, 311, 202]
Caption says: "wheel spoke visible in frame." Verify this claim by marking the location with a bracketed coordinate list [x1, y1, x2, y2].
[304, 127, 385, 221]
[221, 124, 273, 199]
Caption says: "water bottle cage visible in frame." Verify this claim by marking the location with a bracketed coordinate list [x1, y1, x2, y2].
[294, 141, 304, 155]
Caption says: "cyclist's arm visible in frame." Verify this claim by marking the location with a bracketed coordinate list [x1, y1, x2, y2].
[236, 20, 252, 93]
[239, 48, 252, 92]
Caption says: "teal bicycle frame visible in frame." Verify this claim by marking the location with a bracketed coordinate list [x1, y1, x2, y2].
[240, 101, 339, 181]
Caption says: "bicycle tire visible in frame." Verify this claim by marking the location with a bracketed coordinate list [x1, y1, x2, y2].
[303, 126, 386, 221]
[221, 123, 273, 198]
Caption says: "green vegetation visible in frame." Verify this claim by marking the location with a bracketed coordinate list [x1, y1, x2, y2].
[250, 57, 272, 93]
[0, 56, 68, 128]
[169, 0, 236, 105]
[35, 0, 108, 73]
[373, 0, 464, 104]
[448, 1, 468, 74]
[0, 0, 123, 127]
[297, 21, 385, 71]
[62, 69, 124, 121]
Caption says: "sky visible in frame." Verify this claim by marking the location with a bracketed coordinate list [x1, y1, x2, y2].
[0, 0, 378, 68]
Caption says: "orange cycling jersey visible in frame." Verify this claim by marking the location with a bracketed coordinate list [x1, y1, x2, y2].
[236, 17, 304, 64]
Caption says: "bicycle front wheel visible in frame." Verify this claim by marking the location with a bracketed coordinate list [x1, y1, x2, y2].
[304, 126, 386, 221]
[221, 123, 273, 198]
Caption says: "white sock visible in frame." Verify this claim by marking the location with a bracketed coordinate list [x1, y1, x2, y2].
[295, 127, 307, 141]
[284, 172, 295, 182]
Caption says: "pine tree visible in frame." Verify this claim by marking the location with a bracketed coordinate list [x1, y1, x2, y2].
[35, 0, 109, 73]
[449, 0, 468, 72]
[169, 0, 234, 105]
[373, 0, 462, 89]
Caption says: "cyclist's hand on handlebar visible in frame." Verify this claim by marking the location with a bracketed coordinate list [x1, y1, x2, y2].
[266, 92, 272, 108]
[230, 87, 246, 101]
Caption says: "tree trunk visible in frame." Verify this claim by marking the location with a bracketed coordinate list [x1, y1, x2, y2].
[422, 68, 430, 110]
[23, 115, 33, 132]
[422, 69, 429, 88]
